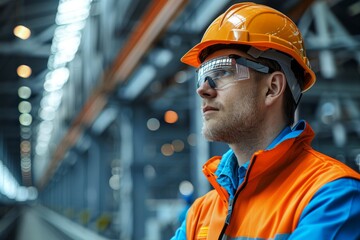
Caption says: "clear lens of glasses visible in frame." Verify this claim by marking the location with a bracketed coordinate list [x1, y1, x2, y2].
[197, 56, 250, 89]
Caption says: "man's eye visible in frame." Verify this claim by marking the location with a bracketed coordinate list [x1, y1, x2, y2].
[213, 69, 232, 78]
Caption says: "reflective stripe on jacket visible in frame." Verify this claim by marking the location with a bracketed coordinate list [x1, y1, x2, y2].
[185, 122, 360, 239]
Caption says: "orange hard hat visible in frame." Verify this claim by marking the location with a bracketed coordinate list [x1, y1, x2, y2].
[181, 2, 316, 92]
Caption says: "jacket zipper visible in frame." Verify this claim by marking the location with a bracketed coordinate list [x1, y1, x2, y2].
[218, 156, 257, 240]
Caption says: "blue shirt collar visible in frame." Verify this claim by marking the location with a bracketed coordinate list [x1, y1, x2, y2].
[215, 120, 307, 198]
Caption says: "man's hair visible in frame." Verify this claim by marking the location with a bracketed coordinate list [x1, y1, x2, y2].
[199, 44, 305, 126]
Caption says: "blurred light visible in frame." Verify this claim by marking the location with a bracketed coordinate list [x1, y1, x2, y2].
[144, 164, 156, 179]
[35, 142, 49, 156]
[57, 0, 91, 13]
[13, 25, 31, 40]
[19, 113, 32, 126]
[21, 126, 31, 133]
[56, 0, 91, 23]
[15, 186, 29, 202]
[0, 161, 20, 200]
[20, 131, 31, 139]
[54, 22, 86, 39]
[187, 133, 197, 147]
[320, 101, 339, 124]
[41, 90, 63, 109]
[27, 186, 38, 200]
[38, 120, 54, 135]
[332, 122, 347, 147]
[152, 49, 173, 67]
[33, 0, 92, 169]
[21, 157, 32, 172]
[18, 101, 32, 114]
[44, 67, 70, 92]
[48, 53, 72, 69]
[147, 118, 160, 131]
[161, 144, 174, 156]
[18, 86, 32, 99]
[123, 64, 156, 100]
[348, 1, 360, 16]
[319, 50, 336, 79]
[172, 139, 185, 152]
[17, 65, 32, 78]
[175, 71, 188, 84]
[20, 140, 31, 153]
[39, 107, 56, 121]
[56, 9, 90, 25]
[52, 34, 81, 54]
[92, 107, 118, 135]
[164, 110, 178, 124]
[111, 167, 122, 176]
[37, 132, 52, 143]
[179, 180, 194, 196]
[109, 175, 120, 190]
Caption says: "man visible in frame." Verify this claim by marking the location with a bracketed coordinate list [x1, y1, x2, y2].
[172, 2, 360, 240]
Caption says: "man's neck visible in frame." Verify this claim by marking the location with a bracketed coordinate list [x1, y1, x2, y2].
[229, 123, 288, 166]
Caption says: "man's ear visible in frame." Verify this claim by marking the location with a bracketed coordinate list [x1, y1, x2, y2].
[264, 71, 287, 106]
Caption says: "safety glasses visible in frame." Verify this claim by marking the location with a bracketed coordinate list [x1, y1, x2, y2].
[196, 55, 273, 90]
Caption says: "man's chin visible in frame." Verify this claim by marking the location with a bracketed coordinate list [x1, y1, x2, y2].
[202, 127, 218, 142]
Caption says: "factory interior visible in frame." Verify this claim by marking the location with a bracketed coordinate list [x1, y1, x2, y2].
[0, 0, 360, 239]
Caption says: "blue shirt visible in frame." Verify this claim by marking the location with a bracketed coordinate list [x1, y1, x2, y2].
[171, 121, 360, 239]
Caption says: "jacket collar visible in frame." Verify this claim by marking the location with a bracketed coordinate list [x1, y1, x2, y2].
[202, 121, 315, 202]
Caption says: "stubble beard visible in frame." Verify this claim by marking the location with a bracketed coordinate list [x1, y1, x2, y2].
[202, 95, 261, 144]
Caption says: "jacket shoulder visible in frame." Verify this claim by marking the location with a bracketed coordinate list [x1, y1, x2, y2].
[302, 145, 360, 178]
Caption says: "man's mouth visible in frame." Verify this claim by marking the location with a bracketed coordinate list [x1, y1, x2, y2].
[202, 106, 219, 113]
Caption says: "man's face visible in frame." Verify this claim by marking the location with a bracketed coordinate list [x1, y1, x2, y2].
[196, 49, 266, 144]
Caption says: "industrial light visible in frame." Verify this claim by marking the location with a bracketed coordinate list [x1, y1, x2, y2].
[17, 65, 32, 78]
[187, 133, 197, 147]
[39, 107, 56, 121]
[20, 140, 31, 153]
[18, 86, 32, 99]
[41, 90, 63, 110]
[44, 67, 69, 92]
[161, 143, 174, 156]
[20, 128, 31, 140]
[172, 139, 185, 152]
[20, 157, 31, 172]
[151, 48, 173, 67]
[164, 110, 178, 124]
[56, 0, 91, 25]
[147, 118, 160, 131]
[13, 25, 31, 40]
[91, 107, 119, 135]
[109, 175, 121, 190]
[19, 113, 32, 126]
[0, 161, 36, 201]
[18, 101, 32, 114]
[179, 180, 194, 196]
[35, 142, 49, 156]
[122, 64, 156, 100]
[38, 120, 54, 135]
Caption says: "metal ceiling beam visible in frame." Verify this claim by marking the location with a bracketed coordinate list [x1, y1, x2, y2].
[286, 0, 316, 21]
[0, 41, 51, 57]
[37, 0, 189, 190]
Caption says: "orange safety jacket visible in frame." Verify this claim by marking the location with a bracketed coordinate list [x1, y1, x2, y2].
[185, 123, 360, 239]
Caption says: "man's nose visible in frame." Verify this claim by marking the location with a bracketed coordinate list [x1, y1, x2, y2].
[196, 80, 217, 98]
